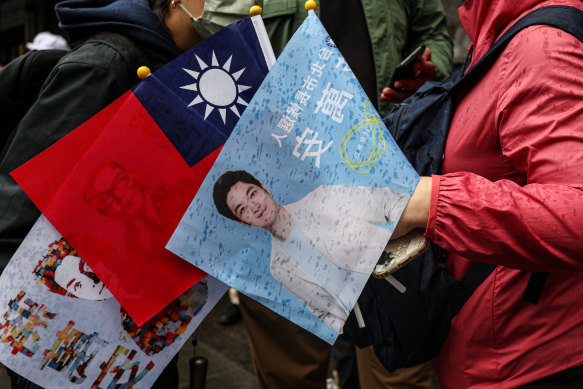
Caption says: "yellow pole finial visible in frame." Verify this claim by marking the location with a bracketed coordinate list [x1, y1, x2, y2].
[137, 66, 151, 80]
[304, 0, 317, 11]
[250, 5, 262, 16]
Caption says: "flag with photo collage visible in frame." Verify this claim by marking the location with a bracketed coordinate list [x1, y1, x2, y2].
[11, 16, 275, 326]
[0, 215, 228, 388]
[168, 12, 419, 344]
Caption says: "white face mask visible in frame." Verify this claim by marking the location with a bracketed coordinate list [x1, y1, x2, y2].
[177, 0, 256, 40]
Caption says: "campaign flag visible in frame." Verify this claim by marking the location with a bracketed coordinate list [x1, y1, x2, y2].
[167, 12, 420, 344]
[11, 16, 275, 326]
[0, 215, 228, 388]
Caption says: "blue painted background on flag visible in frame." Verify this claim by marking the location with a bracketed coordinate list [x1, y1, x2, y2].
[133, 16, 271, 167]
[168, 13, 420, 344]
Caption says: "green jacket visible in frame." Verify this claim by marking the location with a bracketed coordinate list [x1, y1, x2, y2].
[260, 0, 454, 117]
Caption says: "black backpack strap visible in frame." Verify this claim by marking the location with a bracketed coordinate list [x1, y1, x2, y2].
[452, 265, 550, 310]
[522, 271, 550, 305]
[86, 32, 148, 85]
[451, 262, 496, 314]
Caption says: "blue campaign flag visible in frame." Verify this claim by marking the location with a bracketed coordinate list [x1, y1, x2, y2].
[167, 12, 420, 344]
[134, 16, 275, 167]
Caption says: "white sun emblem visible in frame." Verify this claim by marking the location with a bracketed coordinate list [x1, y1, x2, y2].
[180, 51, 252, 124]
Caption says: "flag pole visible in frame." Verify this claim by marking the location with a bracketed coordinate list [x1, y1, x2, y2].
[248, 5, 276, 69]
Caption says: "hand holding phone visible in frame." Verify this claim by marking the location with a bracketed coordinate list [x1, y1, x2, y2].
[381, 44, 435, 103]
[388, 44, 427, 89]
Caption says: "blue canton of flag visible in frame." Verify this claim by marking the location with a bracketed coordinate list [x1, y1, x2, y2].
[133, 16, 275, 167]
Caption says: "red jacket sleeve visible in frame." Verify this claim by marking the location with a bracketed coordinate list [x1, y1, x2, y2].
[425, 25, 583, 272]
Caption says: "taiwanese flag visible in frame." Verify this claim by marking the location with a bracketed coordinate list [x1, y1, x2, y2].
[11, 16, 275, 325]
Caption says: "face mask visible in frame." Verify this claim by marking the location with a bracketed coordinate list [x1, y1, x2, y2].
[177, 0, 256, 41]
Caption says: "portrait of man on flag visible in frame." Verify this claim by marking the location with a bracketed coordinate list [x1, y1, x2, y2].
[168, 12, 420, 343]
[212, 169, 409, 332]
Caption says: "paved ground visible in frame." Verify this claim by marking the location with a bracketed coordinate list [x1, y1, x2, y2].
[179, 293, 258, 389]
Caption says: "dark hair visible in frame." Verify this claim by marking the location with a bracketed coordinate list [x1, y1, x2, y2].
[148, 0, 171, 21]
[213, 170, 263, 221]
[32, 238, 79, 297]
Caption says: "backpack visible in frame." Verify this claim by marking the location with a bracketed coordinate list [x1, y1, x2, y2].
[341, 5, 583, 372]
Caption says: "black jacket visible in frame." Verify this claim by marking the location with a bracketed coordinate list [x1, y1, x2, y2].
[0, 49, 68, 160]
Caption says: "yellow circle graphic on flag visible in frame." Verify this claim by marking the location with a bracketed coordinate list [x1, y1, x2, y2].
[339, 99, 386, 173]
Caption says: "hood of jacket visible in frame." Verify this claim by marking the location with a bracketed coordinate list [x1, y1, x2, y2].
[55, 0, 181, 61]
[459, 0, 547, 67]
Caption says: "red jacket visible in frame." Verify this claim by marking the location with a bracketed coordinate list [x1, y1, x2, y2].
[425, 0, 583, 387]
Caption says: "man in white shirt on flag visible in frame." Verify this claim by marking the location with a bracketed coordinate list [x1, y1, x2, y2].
[213, 169, 408, 332]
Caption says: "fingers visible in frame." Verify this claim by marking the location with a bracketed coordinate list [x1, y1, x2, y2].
[380, 78, 424, 102]
[414, 60, 435, 81]
[394, 78, 425, 91]
[380, 47, 436, 103]
[420, 46, 432, 62]
[414, 47, 435, 81]
[380, 87, 413, 102]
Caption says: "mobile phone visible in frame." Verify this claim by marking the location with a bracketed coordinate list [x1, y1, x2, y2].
[389, 44, 427, 89]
